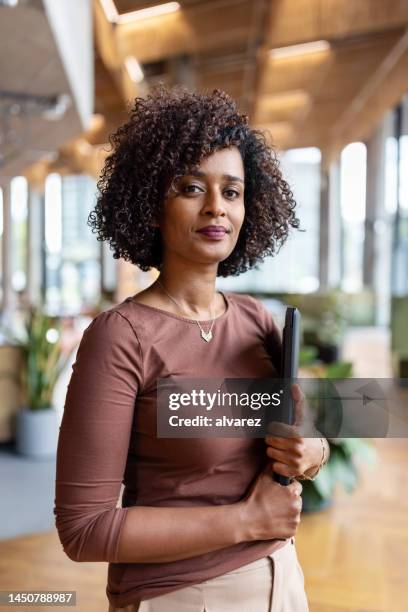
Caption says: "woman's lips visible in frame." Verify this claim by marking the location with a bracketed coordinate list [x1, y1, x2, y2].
[197, 228, 228, 240]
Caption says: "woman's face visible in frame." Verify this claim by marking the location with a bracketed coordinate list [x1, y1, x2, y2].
[158, 146, 245, 268]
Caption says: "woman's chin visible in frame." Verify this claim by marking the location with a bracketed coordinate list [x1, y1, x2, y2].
[200, 244, 234, 260]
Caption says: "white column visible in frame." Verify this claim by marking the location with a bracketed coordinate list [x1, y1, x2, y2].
[318, 163, 329, 289]
[319, 152, 343, 289]
[0, 180, 17, 320]
[364, 111, 394, 326]
[26, 183, 45, 307]
[328, 158, 342, 288]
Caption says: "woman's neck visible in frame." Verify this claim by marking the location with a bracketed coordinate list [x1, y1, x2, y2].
[154, 278, 219, 317]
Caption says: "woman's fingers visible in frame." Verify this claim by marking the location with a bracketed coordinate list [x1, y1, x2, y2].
[271, 461, 295, 478]
[266, 446, 289, 462]
[291, 383, 306, 426]
[266, 447, 309, 476]
[266, 383, 307, 434]
[266, 421, 301, 439]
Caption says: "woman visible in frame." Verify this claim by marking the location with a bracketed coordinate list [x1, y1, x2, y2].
[54, 85, 329, 611]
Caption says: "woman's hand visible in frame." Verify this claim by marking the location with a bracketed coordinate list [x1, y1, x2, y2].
[264, 383, 323, 480]
[240, 464, 303, 542]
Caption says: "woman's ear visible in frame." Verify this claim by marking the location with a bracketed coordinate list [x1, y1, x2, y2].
[149, 214, 160, 229]
[151, 208, 164, 229]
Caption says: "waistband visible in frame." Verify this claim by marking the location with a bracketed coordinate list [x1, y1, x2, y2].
[219, 538, 294, 575]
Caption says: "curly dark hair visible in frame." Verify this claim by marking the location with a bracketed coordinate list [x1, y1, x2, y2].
[88, 84, 302, 277]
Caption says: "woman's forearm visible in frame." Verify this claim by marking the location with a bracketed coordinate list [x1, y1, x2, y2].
[116, 502, 250, 563]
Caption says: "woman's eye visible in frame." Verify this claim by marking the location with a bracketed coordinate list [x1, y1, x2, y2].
[224, 189, 240, 199]
[180, 184, 241, 199]
[183, 184, 203, 194]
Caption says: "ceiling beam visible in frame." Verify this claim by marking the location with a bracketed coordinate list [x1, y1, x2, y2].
[117, 0, 254, 64]
[267, 0, 408, 48]
[255, 29, 407, 152]
[93, 0, 141, 103]
[328, 28, 408, 159]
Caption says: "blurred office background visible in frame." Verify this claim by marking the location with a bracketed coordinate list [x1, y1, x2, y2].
[0, 1, 407, 611]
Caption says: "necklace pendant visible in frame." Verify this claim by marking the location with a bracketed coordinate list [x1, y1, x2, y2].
[201, 329, 213, 342]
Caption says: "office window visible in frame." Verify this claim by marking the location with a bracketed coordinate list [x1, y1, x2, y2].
[44, 173, 101, 314]
[340, 142, 367, 292]
[44, 173, 62, 311]
[0, 187, 3, 302]
[393, 134, 408, 295]
[400, 135, 408, 212]
[10, 176, 28, 292]
[217, 147, 321, 294]
[385, 136, 398, 215]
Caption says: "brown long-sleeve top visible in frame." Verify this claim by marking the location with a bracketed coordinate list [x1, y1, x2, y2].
[54, 291, 287, 607]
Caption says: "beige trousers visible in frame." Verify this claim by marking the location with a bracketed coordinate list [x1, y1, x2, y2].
[108, 538, 309, 612]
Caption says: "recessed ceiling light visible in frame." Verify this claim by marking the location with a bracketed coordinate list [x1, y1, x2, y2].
[269, 40, 330, 60]
[259, 90, 311, 110]
[100, 0, 180, 24]
[99, 0, 118, 22]
[257, 121, 294, 138]
[125, 57, 144, 83]
[118, 2, 180, 23]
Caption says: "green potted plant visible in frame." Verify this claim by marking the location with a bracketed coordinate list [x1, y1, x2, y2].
[299, 353, 377, 512]
[282, 290, 349, 363]
[301, 437, 377, 512]
[11, 307, 74, 459]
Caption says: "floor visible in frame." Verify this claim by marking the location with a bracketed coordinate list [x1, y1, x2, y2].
[296, 437, 408, 612]
[0, 326, 406, 611]
[0, 441, 56, 541]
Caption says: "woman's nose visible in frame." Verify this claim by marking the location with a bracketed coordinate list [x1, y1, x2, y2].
[202, 190, 226, 216]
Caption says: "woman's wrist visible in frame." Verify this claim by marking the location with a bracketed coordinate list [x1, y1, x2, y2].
[298, 437, 329, 481]
[232, 501, 253, 543]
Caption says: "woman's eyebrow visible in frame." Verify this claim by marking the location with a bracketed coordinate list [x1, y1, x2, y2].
[189, 170, 244, 184]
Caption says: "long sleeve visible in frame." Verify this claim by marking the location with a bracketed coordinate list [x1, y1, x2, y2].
[53, 310, 143, 563]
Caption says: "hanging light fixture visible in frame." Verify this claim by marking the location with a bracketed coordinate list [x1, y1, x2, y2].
[0, 91, 71, 168]
[100, 0, 180, 24]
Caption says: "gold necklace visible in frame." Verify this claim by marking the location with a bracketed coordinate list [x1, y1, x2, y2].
[156, 279, 216, 342]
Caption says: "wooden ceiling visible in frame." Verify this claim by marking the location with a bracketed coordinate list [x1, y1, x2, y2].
[15, 0, 408, 181]
[92, 0, 408, 160]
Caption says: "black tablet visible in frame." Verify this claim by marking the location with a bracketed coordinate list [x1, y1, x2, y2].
[273, 306, 301, 486]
